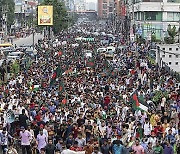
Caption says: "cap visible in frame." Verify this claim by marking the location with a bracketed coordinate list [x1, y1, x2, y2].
[21, 126, 25, 129]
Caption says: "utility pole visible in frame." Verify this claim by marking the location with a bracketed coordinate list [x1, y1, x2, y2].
[33, 29, 35, 50]
[178, 19, 180, 44]
[2, 4, 8, 43]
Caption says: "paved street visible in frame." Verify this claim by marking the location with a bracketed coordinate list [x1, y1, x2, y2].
[13, 33, 43, 47]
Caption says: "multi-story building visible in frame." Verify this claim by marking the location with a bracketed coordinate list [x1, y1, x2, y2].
[86, 2, 97, 11]
[129, 0, 180, 41]
[14, 0, 38, 28]
[98, 0, 114, 19]
[75, 0, 86, 12]
[64, 0, 75, 11]
[158, 44, 180, 72]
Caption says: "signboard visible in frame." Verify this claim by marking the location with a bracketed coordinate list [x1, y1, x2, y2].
[38, 5, 53, 26]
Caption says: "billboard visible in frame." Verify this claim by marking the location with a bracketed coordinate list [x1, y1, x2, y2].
[38, 5, 53, 26]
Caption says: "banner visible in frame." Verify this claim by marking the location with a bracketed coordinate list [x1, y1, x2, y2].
[38, 5, 53, 26]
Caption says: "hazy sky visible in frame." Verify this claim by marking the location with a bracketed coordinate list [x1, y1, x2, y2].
[86, 0, 97, 3]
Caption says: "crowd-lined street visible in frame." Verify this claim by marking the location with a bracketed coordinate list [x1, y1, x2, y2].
[0, 20, 179, 154]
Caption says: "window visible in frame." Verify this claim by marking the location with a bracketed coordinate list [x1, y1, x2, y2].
[162, 55, 165, 58]
[169, 62, 171, 65]
[145, 12, 162, 21]
[175, 62, 178, 65]
[176, 48, 178, 51]
[167, 0, 180, 3]
[109, 7, 113, 12]
[169, 48, 172, 51]
[176, 55, 179, 58]
[167, 12, 180, 21]
[169, 55, 172, 58]
[162, 48, 165, 50]
[141, 12, 144, 21]
[103, 4, 107, 9]
[103, 10, 107, 14]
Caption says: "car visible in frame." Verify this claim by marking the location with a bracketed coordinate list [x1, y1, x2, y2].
[6, 55, 20, 62]
[7, 51, 24, 61]
[0, 47, 15, 57]
[106, 46, 116, 53]
[97, 48, 107, 53]
[103, 46, 116, 61]
[19, 44, 32, 48]
[23, 47, 37, 57]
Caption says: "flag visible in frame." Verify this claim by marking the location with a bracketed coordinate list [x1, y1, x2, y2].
[33, 85, 40, 91]
[132, 93, 140, 107]
[86, 58, 95, 68]
[50, 65, 62, 86]
[62, 98, 67, 104]
[58, 50, 63, 56]
[59, 81, 64, 93]
[62, 94, 68, 104]
[130, 92, 148, 112]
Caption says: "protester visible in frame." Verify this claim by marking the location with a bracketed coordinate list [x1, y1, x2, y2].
[0, 22, 179, 154]
[19, 126, 32, 153]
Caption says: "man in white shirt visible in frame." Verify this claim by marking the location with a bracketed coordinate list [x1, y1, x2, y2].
[143, 118, 152, 137]
[98, 121, 106, 138]
[161, 96, 166, 114]
[20, 126, 32, 154]
[165, 124, 176, 136]
[0, 127, 13, 154]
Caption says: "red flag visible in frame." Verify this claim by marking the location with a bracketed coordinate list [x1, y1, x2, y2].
[52, 72, 57, 79]
[133, 93, 140, 107]
[59, 86, 63, 91]
[62, 98, 67, 104]
[58, 51, 63, 56]
[31, 85, 34, 90]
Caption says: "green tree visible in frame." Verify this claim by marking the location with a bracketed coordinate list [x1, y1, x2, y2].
[167, 24, 178, 44]
[41, 0, 69, 34]
[0, 0, 15, 31]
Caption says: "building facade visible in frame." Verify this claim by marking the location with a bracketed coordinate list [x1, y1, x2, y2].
[14, 0, 38, 29]
[63, 0, 75, 11]
[98, 0, 115, 19]
[158, 44, 180, 72]
[129, 0, 180, 41]
[86, 2, 96, 11]
[75, 0, 86, 12]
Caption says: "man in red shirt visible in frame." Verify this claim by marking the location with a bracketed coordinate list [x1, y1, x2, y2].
[70, 141, 83, 152]
[104, 93, 110, 107]
[154, 122, 163, 138]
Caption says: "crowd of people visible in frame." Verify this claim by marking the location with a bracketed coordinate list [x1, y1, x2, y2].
[0, 22, 179, 154]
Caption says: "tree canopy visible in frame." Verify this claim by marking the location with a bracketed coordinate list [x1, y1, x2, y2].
[0, 0, 15, 31]
[167, 24, 178, 44]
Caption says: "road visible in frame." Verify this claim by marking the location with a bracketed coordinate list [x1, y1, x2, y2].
[13, 33, 43, 47]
